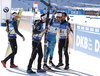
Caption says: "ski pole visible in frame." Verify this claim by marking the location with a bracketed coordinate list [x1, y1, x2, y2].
[64, 21, 71, 54]
[68, 36, 71, 54]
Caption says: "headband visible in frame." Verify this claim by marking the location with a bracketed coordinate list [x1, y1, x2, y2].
[56, 13, 62, 17]
[41, 15, 47, 20]
[12, 13, 18, 18]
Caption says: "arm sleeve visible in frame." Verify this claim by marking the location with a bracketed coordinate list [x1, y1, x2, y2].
[68, 23, 73, 33]
[33, 23, 42, 34]
[48, 14, 55, 27]
[13, 21, 23, 37]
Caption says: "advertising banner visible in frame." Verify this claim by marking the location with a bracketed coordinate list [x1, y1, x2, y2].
[1, 0, 11, 26]
[40, 9, 54, 14]
[85, 11, 100, 16]
[69, 10, 84, 15]
[75, 24, 100, 58]
[40, 9, 69, 14]
[40, 9, 84, 15]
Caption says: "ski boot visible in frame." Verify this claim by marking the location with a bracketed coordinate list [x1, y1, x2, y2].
[64, 65, 69, 70]
[49, 61, 55, 67]
[10, 64, 18, 68]
[43, 64, 51, 70]
[37, 69, 46, 73]
[1, 60, 6, 68]
[27, 69, 36, 73]
[56, 63, 64, 68]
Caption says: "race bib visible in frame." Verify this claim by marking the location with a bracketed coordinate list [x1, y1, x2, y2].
[59, 29, 67, 36]
[48, 26, 58, 34]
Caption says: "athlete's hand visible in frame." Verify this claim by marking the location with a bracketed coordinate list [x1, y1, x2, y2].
[67, 29, 70, 34]
[43, 29, 48, 33]
[6, 26, 9, 32]
[22, 36, 25, 41]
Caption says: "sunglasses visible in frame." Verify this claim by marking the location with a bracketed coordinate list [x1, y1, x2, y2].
[16, 16, 18, 18]
[62, 15, 66, 17]
[57, 17, 62, 18]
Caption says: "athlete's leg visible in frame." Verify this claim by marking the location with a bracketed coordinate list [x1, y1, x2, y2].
[37, 43, 43, 70]
[27, 41, 38, 70]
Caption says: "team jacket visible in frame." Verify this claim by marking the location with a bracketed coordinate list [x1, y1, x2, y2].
[32, 20, 44, 43]
[59, 20, 68, 39]
[8, 20, 23, 39]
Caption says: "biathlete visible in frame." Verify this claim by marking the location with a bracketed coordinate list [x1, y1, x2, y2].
[56, 12, 73, 70]
[27, 14, 47, 73]
[1, 12, 25, 68]
[43, 12, 62, 70]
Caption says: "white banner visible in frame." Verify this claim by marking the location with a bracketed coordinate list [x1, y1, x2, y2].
[1, 0, 11, 26]
[33, 2, 38, 9]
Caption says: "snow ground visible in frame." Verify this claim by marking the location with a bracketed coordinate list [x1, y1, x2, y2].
[0, 24, 100, 76]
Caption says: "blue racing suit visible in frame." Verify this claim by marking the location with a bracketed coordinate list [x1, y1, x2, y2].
[46, 20, 60, 60]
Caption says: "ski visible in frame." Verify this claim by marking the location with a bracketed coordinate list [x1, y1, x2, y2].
[41, 0, 51, 63]
[49, 66, 83, 75]
[32, 67, 83, 75]
[44, 69, 65, 73]
[32, 68, 68, 73]
[32, 8, 36, 67]
[40, 0, 52, 8]
[3, 7, 10, 58]
[17, 9, 23, 25]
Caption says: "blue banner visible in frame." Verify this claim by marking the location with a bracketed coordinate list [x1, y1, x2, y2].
[40, 9, 54, 14]
[40, 9, 100, 16]
[75, 25, 100, 58]
[40, 9, 84, 15]
[40, 9, 68, 14]
[69, 10, 84, 15]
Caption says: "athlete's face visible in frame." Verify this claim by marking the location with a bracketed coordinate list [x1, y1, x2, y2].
[61, 14, 66, 20]
[14, 16, 18, 20]
[42, 18, 47, 22]
[56, 16, 62, 22]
